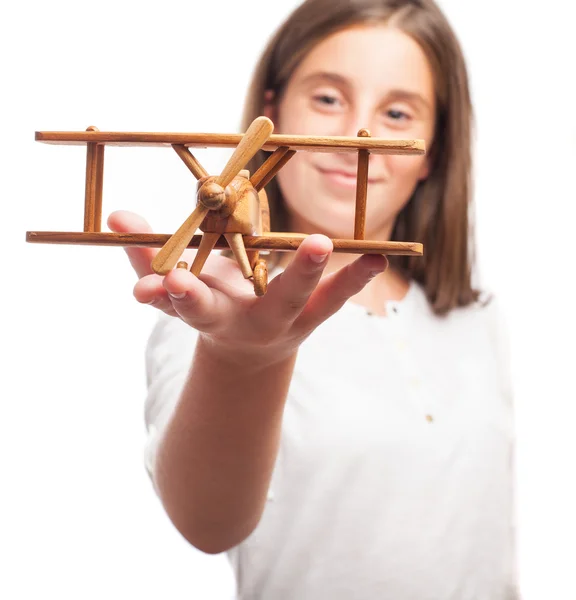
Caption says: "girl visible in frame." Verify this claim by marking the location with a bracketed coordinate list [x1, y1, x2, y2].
[108, 0, 517, 598]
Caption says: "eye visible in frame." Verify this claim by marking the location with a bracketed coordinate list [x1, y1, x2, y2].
[386, 109, 410, 121]
[314, 94, 338, 105]
[311, 91, 345, 112]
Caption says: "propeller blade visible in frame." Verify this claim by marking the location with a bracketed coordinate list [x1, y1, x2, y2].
[151, 204, 209, 275]
[216, 116, 274, 189]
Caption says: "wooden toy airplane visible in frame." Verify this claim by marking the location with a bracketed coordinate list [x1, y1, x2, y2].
[26, 116, 425, 295]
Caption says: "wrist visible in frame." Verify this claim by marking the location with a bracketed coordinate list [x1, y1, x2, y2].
[196, 333, 298, 372]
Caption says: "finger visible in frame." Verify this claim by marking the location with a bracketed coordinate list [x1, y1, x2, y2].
[107, 210, 157, 279]
[197, 252, 254, 293]
[134, 275, 178, 316]
[257, 234, 333, 326]
[161, 268, 228, 331]
[294, 253, 388, 331]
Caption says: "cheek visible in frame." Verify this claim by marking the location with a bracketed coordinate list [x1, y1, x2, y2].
[275, 154, 309, 202]
[387, 155, 429, 184]
[276, 96, 305, 133]
[276, 97, 337, 136]
[278, 114, 318, 136]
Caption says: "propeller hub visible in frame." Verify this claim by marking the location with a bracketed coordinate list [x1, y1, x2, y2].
[198, 180, 226, 209]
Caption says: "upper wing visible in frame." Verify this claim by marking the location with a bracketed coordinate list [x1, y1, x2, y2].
[35, 130, 425, 155]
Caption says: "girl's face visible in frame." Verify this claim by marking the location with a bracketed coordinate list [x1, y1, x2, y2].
[271, 25, 436, 239]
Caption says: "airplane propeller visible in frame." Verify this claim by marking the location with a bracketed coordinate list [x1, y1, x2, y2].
[151, 116, 274, 276]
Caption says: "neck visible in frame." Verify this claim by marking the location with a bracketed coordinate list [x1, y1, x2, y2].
[325, 254, 410, 316]
[279, 214, 411, 315]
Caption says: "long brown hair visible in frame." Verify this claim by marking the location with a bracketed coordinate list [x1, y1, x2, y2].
[242, 0, 481, 316]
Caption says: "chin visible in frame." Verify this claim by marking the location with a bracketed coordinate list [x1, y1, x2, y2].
[327, 223, 355, 239]
[307, 217, 355, 239]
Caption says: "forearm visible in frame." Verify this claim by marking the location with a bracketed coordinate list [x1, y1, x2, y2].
[154, 334, 297, 553]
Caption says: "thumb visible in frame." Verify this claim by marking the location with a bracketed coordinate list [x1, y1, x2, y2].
[107, 210, 157, 279]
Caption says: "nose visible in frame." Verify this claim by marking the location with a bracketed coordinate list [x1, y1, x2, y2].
[342, 122, 371, 140]
[339, 114, 376, 168]
[340, 106, 375, 138]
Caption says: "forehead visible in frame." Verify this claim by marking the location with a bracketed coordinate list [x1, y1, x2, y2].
[290, 25, 434, 98]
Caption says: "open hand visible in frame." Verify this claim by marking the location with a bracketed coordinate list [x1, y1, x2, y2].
[108, 210, 388, 364]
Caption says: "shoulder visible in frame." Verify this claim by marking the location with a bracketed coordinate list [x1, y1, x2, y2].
[409, 282, 511, 359]
[475, 289, 512, 362]
[410, 280, 503, 326]
[440, 283, 507, 325]
[441, 286, 512, 380]
[458, 287, 510, 341]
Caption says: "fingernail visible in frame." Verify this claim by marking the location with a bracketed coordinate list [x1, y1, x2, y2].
[310, 253, 328, 264]
[168, 291, 187, 300]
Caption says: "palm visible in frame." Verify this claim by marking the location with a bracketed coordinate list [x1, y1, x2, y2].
[107, 209, 387, 357]
[108, 209, 255, 311]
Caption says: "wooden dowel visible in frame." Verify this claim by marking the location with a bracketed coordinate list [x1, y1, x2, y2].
[225, 233, 254, 278]
[36, 131, 426, 155]
[84, 142, 96, 231]
[94, 143, 104, 232]
[260, 231, 307, 238]
[250, 147, 296, 191]
[172, 145, 208, 179]
[84, 126, 103, 232]
[354, 129, 371, 240]
[26, 231, 424, 256]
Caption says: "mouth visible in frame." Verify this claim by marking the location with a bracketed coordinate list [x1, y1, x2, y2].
[315, 166, 384, 188]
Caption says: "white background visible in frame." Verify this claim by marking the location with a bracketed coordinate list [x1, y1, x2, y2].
[2, 1, 575, 598]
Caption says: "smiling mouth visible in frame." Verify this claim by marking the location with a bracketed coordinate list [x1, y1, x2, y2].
[316, 166, 384, 187]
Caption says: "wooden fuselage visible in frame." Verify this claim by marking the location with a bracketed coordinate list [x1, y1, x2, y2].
[198, 171, 261, 235]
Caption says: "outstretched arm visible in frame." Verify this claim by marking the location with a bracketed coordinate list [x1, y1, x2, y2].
[108, 210, 387, 553]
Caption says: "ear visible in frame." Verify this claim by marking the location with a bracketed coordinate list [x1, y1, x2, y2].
[417, 131, 437, 181]
[263, 89, 277, 123]
[417, 157, 430, 181]
[417, 138, 435, 181]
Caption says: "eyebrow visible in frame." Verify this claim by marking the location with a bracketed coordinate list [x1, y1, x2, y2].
[299, 71, 351, 89]
[386, 89, 432, 112]
[297, 71, 432, 112]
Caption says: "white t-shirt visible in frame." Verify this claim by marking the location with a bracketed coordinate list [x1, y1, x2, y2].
[144, 279, 518, 600]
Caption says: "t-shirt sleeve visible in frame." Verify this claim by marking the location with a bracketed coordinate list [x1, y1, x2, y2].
[487, 294, 514, 408]
[485, 293, 519, 590]
[143, 312, 200, 486]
